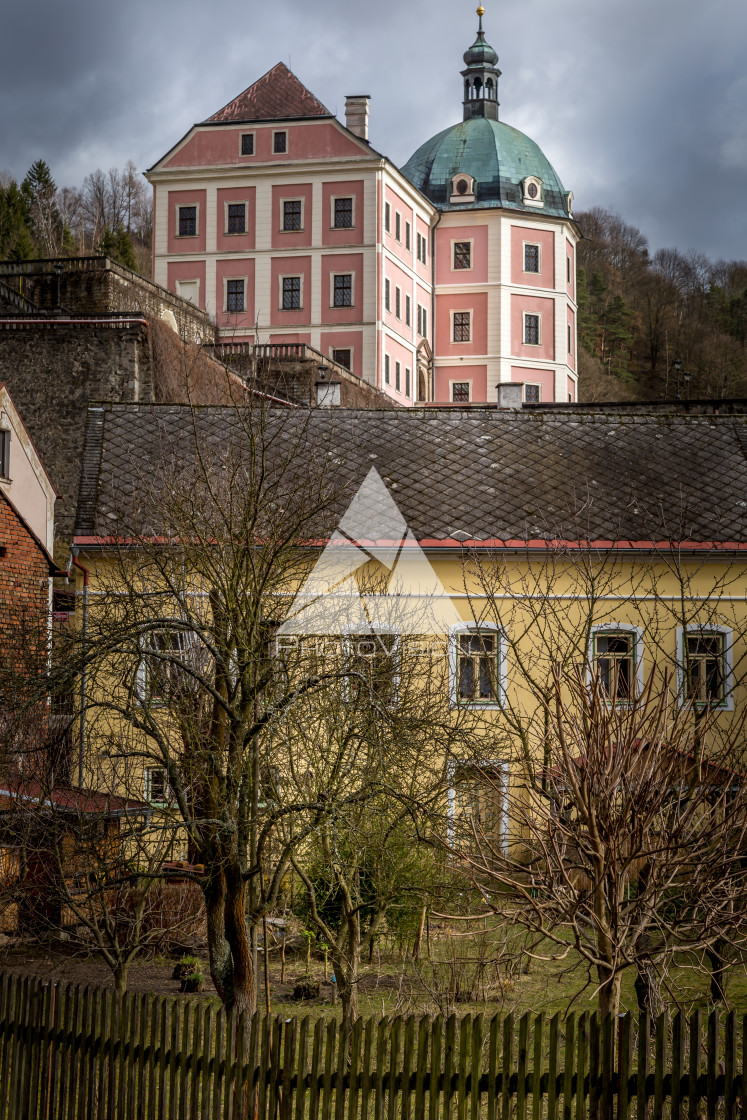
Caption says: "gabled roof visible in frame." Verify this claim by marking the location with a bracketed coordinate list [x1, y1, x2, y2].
[206, 63, 332, 124]
[74, 404, 747, 549]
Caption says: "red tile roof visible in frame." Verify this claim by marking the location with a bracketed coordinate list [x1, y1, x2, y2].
[207, 63, 331, 124]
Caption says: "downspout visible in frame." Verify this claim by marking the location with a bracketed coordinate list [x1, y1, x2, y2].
[68, 547, 89, 788]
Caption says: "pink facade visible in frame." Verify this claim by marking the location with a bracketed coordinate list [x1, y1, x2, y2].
[435, 365, 488, 403]
[320, 253, 364, 325]
[321, 330, 364, 377]
[382, 335, 417, 403]
[384, 259, 414, 340]
[271, 184, 313, 250]
[167, 189, 207, 254]
[384, 185, 414, 266]
[436, 292, 488, 357]
[511, 293, 555, 361]
[567, 377, 576, 402]
[436, 226, 489, 285]
[511, 366, 555, 403]
[216, 186, 256, 253]
[565, 239, 575, 300]
[167, 260, 206, 309]
[163, 122, 364, 169]
[567, 307, 576, 371]
[510, 226, 555, 289]
[321, 181, 364, 247]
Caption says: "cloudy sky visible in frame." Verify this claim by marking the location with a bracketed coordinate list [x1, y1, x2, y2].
[1, 0, 744, 261]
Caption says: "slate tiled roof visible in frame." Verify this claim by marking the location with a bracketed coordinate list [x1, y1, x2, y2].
[75, 404, 747, 547]
[206, 63, 331, 123]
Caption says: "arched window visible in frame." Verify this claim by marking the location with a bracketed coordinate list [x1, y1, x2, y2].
[485, 78, 494, 99]
[474, 77, 482, 98]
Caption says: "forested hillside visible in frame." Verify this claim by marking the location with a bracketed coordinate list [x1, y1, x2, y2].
[576, 207, 747, 401]
[0, 159, 152, 276]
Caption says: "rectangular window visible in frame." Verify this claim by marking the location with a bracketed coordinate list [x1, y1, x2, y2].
[593, 631, 636, 702]
[453, 241, 471, 270]
[405, 294, 411, 327]
[384, 278, 391, 312]
[282, 275, 302, 310]
[333, 196, 354, 229]
[458, 631, 498, 703]
[348, 634, 399, 707]
[685, 632, 725, 705]
[452, 381, 470, 403]
[568, 323, 573, 353]
[395, 212, 401, 242]
[405, 367, 411, 398]
[385, 202, 391, 233]
[453, 311, 471, 342]
[524, 313, 540, 345]
[145, 767, 170, 805]
[384, 355, 390, 385]
[395, 287, 401, 319]
[283, 199, 302, 231]
[395, 361, 401, 392]
[524, 243, 540, 273]
[333, 273, 353, 308]
[405, 221, 411, 251]
[177, 205, 197, 237]
[452, 764, 506, 851]
[421, 307, 428, 337]
[524, 383, 540, 403]
[240, 133, 254, 156]
[273, 131, 287, 154]
[227, 202, 246, 234]
[140, 630, 193, 704]
[332, 348, 352, 370]
[417, 232, 428, 264]
[0, 429, 9, 478]
[567, 256, 572, 283]
[226, 278, 245, 313]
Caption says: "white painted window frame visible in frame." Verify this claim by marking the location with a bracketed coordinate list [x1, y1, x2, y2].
[280, 196, 305, 233]
[223, 275, 247, 314]
[330, 271, 355, 309]
[330, 346, 354, 371]
[522, 241, 541, 274]
[676, 623, 734, 711]
[522, 176, 544, 207]
[224, 200, 249, 236]
[330, 193, 356, 230]
[175, 202, 199, 238]
[384, 354, 390, 385]
[273, 130, 288, 155]
[448, 620, 507, 710]
[239, 132, 255, 157]
[451, 308, 473, 343]
[279, 272, 304, 311]
[449, 174, 476, 203]
[452, 238, 474, 272]
[175, 278, 200, 305]
[450, 379, 472, 403]
[523, 382, 542, 404]
[587, 623, 645, 703]
[523, 311, 542, 346]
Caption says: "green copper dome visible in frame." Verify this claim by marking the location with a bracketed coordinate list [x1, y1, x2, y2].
[401, 116, 570, 218]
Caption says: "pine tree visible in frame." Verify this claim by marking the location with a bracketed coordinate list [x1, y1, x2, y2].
[99, 225, 138, 271]
[21, 159, 61, 255]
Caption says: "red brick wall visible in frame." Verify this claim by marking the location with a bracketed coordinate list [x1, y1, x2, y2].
[0, 491, 50, 649]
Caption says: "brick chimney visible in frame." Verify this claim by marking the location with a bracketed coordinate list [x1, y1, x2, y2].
[345, 96, 370, 142]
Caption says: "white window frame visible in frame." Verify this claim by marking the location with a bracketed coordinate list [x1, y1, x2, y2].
[448, 621, 507, 710]
[523, 382, 542, 404]
[405, 293, 411, 327]
[273, 130, 288, 155]
[568, 322, 573, 354]
[522, 241, 541, 274]
[405, 367, 411, 399]
[447, 758, 509, 853]
[384, 278, 391, 312]
[223, 275, 247, 313]
[384, 354, 390, 385]
[417, 304, 428, 338]
[523, 311, 542, 346]
[280, 196, 305, 233]
[587, 623, 645, 704]
[175, 203, 199, 238]
[567, 255, 572, 284]
[395, 286, 402, 320]
[330, 346, 353, 371]
[239, 132, 255, 157]
[522, 176, 544, 207]
[330, 271, 355, 309]
[279, 273, 304, 311]
[449, 174, 476, 203]
[450, 379, 472, 403]
[224, 200, 249, 236]
[330, 194, 356, 230]
[676, 624, 734, 711]
[0, 429, 10, 480]
[405, 221, 412, 251]
[395, 361, 401, 392]
[452, 238, 474, 272]
[395, 211, 402, 243]
[384, 202, 391, 234]
[451, 309, 473, 343]
[144, 766, 171, 806]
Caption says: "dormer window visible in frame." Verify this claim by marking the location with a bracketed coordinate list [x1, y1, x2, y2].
[450, 174, 476, 204]
[522, 177, 543, 207]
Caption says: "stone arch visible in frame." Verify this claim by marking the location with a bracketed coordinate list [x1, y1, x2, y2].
[159, 308, 178, 333]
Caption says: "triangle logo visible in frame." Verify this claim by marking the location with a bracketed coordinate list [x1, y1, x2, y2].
[278, 467, 461, 635]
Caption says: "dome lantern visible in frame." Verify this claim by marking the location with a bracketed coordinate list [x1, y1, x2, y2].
[462, 5, 501, 122]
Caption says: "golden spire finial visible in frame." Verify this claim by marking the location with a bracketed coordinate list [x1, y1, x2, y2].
[477, 5, 485, 14]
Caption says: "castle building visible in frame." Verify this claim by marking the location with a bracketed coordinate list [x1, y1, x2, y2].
[147, 8, 578, 405]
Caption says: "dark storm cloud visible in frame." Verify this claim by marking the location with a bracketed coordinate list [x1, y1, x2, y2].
[1, 0, 745, 260]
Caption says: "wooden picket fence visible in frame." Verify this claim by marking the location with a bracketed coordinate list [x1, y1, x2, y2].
[0, 969, 745, 1120]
